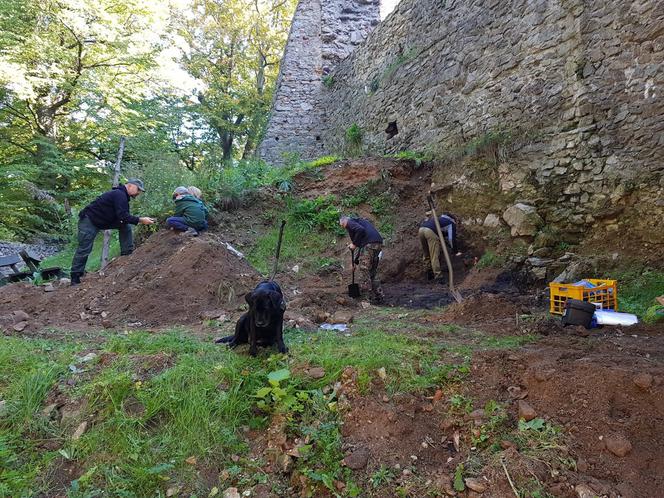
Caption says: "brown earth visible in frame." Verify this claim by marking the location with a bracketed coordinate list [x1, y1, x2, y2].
[1, 158, 663, 497]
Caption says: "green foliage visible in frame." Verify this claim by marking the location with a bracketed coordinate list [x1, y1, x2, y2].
[344, 123, 364, 157]
[370, 466, 395, 488]
[322, 74, 335, 88]
[305, 155, 340, 168]
[367, 47, 418, 94]
[288, 196, 341, 232]
[386, 149, 433, 168]
[254, 369, 312, 414]
[476, 250, 506, 269]
[605, 268, 664, 320]
[453, 463, 465, 491]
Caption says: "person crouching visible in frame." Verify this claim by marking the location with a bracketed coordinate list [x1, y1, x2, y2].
[166, 186, 209, 236]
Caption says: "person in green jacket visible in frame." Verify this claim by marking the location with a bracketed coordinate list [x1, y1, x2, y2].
[166, 186, 209, 235]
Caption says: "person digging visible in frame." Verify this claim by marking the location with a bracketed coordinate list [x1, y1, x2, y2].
[70, 179, 155, 286]
[419, 211, 458, 282]
[166, 186, 209, 236]
[339, 215, 384, 304]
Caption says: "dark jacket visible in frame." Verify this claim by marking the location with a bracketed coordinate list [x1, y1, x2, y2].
[346, 218, 383, 248]
[80, 184, 139, 229]
[174, 195, 208, 230]
[420, 215, 455, 232]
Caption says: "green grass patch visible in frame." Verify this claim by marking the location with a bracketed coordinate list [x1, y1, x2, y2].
[41, 234, 120, 274]
[476, 250, 506, 269]
[606, 268, 664, 321]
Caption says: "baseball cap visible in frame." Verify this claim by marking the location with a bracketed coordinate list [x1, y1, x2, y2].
[126, 178, 146, 192]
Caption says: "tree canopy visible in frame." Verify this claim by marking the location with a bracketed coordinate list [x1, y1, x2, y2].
[0, 0, 296, 240]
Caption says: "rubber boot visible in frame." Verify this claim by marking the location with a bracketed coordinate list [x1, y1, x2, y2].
[70, 272, 82, 286]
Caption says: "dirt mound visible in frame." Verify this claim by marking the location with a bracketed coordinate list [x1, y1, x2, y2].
[0, 230, 261, 329]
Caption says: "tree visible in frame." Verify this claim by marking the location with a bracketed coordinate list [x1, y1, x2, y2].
[177, 0, 296, 161]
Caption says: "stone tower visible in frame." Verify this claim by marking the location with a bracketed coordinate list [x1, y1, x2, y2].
[258, 0, 381, 165]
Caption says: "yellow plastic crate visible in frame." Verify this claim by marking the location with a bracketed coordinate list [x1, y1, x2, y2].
[549, 279, 618, 315]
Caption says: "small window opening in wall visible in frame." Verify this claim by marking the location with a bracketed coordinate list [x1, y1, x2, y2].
[315, 135, 321, 141]
[275, 136, 279, 141]
[385, 121, 398, 139]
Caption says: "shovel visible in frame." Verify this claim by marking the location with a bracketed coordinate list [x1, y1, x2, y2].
[426, 193, 463, 303]
[270, 220, 287, 281]
[348, 248, 361, 298]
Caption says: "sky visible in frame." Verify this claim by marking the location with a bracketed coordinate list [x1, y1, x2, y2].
[381, 0, 400, 19]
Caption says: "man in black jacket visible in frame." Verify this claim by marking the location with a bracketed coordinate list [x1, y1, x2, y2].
[70, 179, 154, 285]
[339, 215, 384, 303]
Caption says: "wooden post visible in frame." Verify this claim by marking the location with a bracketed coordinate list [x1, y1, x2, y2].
[100, 136, 126, 270]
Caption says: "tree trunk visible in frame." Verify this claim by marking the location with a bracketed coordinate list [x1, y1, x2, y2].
[100, 136, 125, 270]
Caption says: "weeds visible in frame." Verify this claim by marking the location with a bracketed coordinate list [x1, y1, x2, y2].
[344, 124, 363, 157]
[476, 250, 506, 269]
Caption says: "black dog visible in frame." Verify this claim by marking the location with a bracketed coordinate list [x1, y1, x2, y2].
[216, 281, 287, 356]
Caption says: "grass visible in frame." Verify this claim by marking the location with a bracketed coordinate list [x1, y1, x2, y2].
[41, 234, 121, 274]
[606, 268, 664, 321]
[0, 307, 546, 496]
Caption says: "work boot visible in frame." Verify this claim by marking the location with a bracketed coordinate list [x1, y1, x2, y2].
[184, 227, 199, 237]
[70, 272, 82, 286]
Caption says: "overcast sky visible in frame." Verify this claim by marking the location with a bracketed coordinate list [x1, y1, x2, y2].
[381, 0, 400, 19]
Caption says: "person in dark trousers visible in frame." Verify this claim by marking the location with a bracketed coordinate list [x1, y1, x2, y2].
[166, 186, 209, 235]
[419, 212, 458, 281]
[70, 179, 154, 285]
[339, 215, 384, 303]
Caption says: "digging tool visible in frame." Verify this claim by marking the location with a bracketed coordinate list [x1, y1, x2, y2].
[426, 193, 463, 303]
[270, 220, 287, 281]
[348, 248, 361, 298]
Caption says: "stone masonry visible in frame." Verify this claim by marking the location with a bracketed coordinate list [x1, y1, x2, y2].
[313, 0, 664, 249]
[258, 0, 380, 165]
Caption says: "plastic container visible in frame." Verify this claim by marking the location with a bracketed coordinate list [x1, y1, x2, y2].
[549, 279, 618, 315]
[561, 299, 596, 328]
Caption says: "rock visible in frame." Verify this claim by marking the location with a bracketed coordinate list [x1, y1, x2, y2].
[0, 399, 6, 417]
[102, 319, 113, 329]
[307, 367, 326, 379]
[469, 409, 486, 421]
[377, 367, 387, 380]
[465, 477, 487, 493]
[12, 321, 28, 332]
[500, 440, 516, 450]
[42, 403, 58, 417]
[502, 203, 543, 237]
[575, 483, 597, 498]
[343, 446, 370, 469]
[507, 385, 528, 399]
[222, 487, 240, 498]
[605, 434, 632, 457]
[360, 301, 371, 309]
[252, 484, 277, 498]
[201, 309, 225, 320]
[59, 278, 71, 286]
[517, 400, 537, 421]
[483, 213, 501, 227]
[12, 310, 29, 322]
[633, 372, 653, 390]
[166, 487, 182, 497]
[79, 352, 97, 363]
[576, 458, 589, 472]
[330, 311, 354, 324]
[72, 421, 88, 440]
[313, 310, 330, 323]
[43, 284, 55, 292]
[185, 455, 197, 465]
[533, 368, 555, 382]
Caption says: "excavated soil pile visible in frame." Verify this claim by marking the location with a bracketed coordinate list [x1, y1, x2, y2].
[0, 230, 260, 330]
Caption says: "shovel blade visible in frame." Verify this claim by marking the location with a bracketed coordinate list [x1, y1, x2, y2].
[348, 283, 361, 298]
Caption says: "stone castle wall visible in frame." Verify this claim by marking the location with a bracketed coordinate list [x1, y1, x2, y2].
[317, 0, 664, 249]
[257, 0, 380, 165]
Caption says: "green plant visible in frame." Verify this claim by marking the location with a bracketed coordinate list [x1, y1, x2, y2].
[254, 369, 311, 414]
[453, 463, 465, 491]
[344, 123, 364, 157]
[476, 250, 506, 269]
[370, 465, 395, 488]
[449, 394, 473, 414]
[305, 155, 340, 168]
[322, 74, 335, 88]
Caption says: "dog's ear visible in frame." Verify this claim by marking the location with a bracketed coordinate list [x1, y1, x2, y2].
[269, 291, 286, 312]
[245, 291, 254, 306]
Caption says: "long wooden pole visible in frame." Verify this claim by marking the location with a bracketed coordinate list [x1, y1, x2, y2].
[427, 193, 462, 303]
[100, 136, 125, 270]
